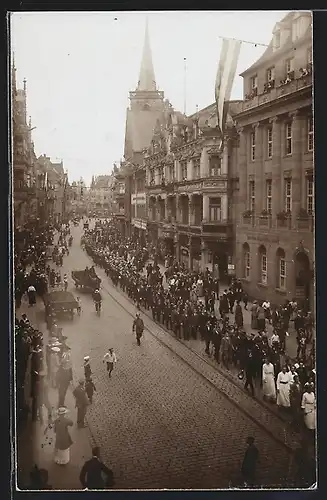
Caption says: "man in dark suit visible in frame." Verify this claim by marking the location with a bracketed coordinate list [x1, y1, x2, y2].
[241, 436, 259, 487]
[80, 447, 114, 489]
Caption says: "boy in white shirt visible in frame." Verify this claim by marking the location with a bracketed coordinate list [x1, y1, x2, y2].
[103, 348, 117, 378]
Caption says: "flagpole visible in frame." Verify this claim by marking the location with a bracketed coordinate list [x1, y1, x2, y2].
[218, 35, 269, 48]
[183, 57, 187, 115]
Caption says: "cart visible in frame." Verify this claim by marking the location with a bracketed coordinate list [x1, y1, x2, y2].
[43, 290, 78, 320]
[71, 270, 101, 292]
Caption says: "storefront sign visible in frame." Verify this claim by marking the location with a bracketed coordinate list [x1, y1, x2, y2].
[132, 218, 147, 230]
[131, 193, 146, 205]
[247, 233, 279, 243]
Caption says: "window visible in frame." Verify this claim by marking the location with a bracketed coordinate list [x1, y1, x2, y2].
[277, 248, 286, 289]
[284, 178, 292, 212]
[286, 122, 292, 155]
[158, 168, 163, 184]
[267, 126, 273, 158]
[266, 180, 272, 213]
[286, 58, 294, 74]
[243, 243, 250, 279]
[273, 31, 280, 50]
[266, 67, 275, 82]
[169, 164, 174, 182]
[193, 158, 200, 179]
[249, 181, 255, 212]
[250, 75, 257, 90]
[306, 177, 314, 214]
[292, 18, 302, 42]
[259, 246, 267, 284]
[250, 131, 256, 160]
[149, 169, 154, 185]
[209, 155, 221, 176]
[308, 116, 313, 151]
[209, 197, 221, 221]
[181, 161, 187, 180]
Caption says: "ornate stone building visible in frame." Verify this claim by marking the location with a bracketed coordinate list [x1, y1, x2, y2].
[12, 64, 38, 228]
[233, 11, 314, 307]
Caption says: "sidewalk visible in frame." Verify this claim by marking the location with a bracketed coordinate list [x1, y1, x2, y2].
[141, 260, 309, 421]
[16, 284, 93, 489]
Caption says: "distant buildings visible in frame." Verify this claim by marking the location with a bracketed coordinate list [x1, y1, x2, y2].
[69, 178, 87, 215]
[88, 175, 114, 215]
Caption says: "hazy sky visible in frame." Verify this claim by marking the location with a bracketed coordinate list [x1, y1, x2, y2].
[11, 10, 290, 185]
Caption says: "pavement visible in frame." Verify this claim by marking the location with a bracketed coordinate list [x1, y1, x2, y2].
[15, 220, 304, 489]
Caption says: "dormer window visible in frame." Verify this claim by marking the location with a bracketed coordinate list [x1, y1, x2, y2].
[286, 58, 294, 74]
[250, 75, 258, 91]
[266, 67, 275, 82]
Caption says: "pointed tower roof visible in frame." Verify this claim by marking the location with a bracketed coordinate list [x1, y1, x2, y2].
[137, 19, 156, 91]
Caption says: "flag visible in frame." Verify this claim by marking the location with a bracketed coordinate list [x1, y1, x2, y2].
[215, 38, 242, 135]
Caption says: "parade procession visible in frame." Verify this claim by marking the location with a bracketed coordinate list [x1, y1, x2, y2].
[12, 10, 316, 491]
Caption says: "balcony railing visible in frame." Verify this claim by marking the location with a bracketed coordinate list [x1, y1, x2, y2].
[241, 213, 313, 232]
[241, 72, 312, 113]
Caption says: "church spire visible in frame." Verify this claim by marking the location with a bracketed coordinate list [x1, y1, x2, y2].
[137, 19, 156, 92]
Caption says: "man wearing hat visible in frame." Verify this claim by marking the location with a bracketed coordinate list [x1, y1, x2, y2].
[34, 370, 52, 425]
[73, 379, 89, 428]
[83, 356, 92, 380]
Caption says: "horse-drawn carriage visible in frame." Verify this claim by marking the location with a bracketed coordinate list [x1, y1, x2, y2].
[71, 269, 101, 292]
[43, 290, 78, 320]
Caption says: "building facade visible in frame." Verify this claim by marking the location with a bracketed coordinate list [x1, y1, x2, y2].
[145, 102, 241, 279]
[69, 178, 88, 216]
[233, 11, 314, 307]
[12, 67, 38, 228]
[88, 175, 113, 216]
[35, 155, 68, 224]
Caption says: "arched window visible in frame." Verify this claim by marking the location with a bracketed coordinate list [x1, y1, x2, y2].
[258, 245, 267, 284]
[243, 243, 250, 279]
[276, 248, 286, 289]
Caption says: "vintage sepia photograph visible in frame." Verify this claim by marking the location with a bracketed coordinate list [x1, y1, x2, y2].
[10, 10, 315, 490]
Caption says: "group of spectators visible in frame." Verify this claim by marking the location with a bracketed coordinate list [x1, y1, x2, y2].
[81, 219, 316, 438]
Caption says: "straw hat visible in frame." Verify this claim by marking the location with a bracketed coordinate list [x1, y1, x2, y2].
[51, 346, 60, 353]
[83, 356, 90, 361]
[57, 407, 68, 415]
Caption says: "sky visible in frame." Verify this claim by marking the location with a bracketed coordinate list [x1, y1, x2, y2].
[11, 10, 291, 185]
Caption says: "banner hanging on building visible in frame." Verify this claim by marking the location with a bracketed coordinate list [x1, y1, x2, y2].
[215, 37, 242, 135]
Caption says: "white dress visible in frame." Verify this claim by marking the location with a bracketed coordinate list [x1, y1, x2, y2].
[262, 363, 276, 399]
[276, 371, 293, 407]
[301, 392, 316, 430]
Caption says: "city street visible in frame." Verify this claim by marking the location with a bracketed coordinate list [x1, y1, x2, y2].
[18, 220, 298, 489]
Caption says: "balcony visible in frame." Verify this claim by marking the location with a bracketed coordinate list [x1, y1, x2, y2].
[240, 72, 312, 113]
[295, 215, 314, 232]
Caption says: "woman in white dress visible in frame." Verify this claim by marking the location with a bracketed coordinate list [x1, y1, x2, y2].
[54, 407, 73, 465]
[262, 358, 276, 402]
[301, 383, 316, 431]
[276, 366, 293, 408]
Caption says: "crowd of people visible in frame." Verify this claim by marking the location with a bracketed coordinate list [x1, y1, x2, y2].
[81, 219, 316, 438]
[15, 216, 316, 488]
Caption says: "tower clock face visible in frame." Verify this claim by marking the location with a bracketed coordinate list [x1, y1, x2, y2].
[143, 102, 150, 110]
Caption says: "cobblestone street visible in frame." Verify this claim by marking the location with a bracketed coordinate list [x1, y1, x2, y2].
[15, 221, 300, 489]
